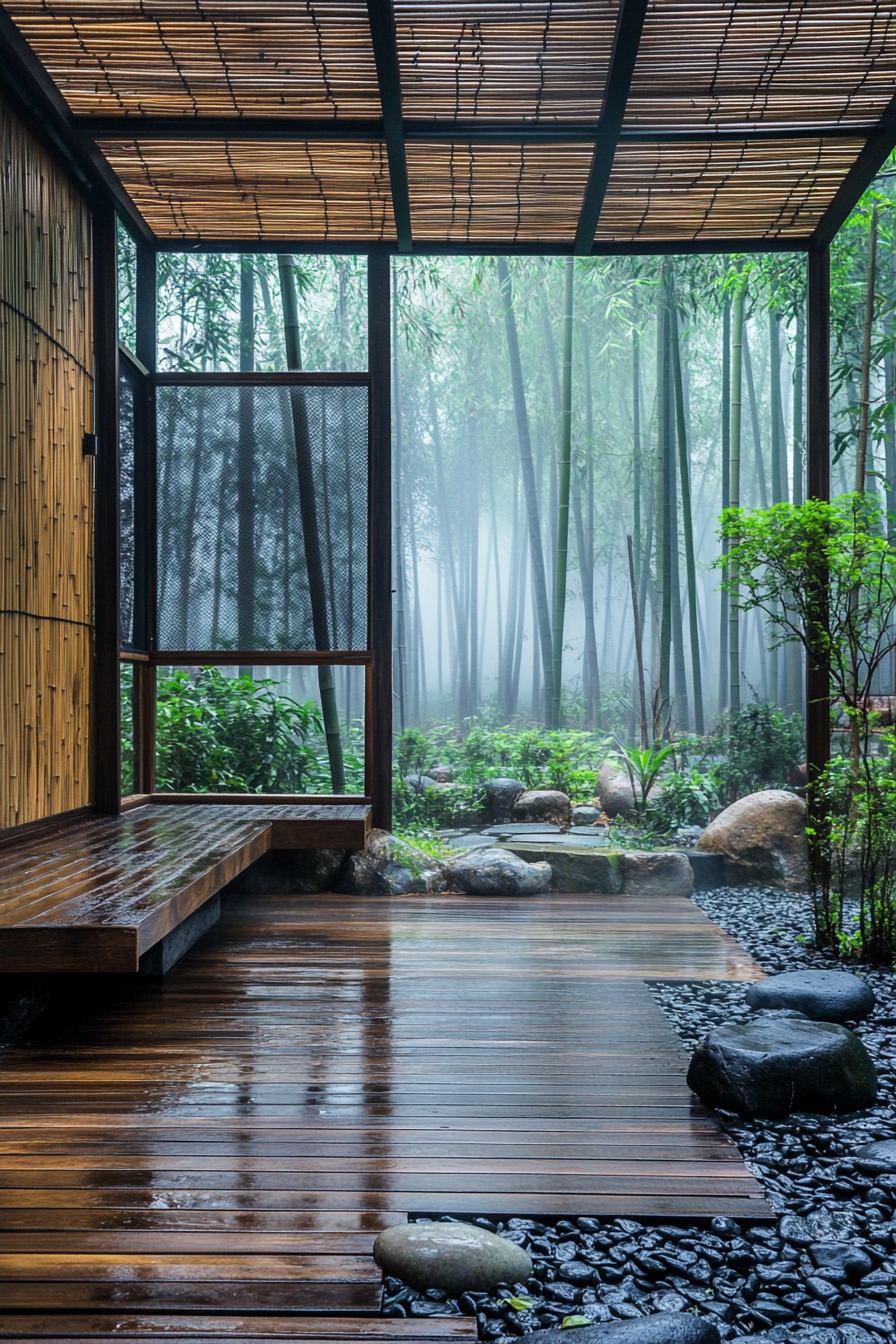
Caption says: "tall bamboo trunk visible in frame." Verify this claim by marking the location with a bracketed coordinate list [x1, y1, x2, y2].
[427, 372, 468, 722]
[729, 273, 746, 713]
[550, 257, 574, 729]
[497, 258, 554, 719]
[742, 328, 769, 509]
[539, 270, 561, 595]
[656, 279, 673, 728]
[467, 406, 480, 718]
[581, 325, 600, 726]
[499, 472, 522, 718]
[277, 255, 345, 791]
[788, 304, 805, 715]
[238, 259, 255, 674]
[718, 296, 731, 715]
[671, 297, 704, 733]
[391, 270, 408, 734]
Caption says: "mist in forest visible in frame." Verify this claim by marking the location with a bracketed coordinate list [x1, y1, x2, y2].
[119, 177, 896, 752]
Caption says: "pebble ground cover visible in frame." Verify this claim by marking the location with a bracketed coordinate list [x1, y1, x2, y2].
[382, 889, 896, 1344]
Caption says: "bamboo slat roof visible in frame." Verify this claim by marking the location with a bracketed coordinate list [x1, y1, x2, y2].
[1, 0, 895, 251]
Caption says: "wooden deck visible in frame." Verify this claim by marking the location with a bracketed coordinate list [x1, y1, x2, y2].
[0, 889, 769, 1336]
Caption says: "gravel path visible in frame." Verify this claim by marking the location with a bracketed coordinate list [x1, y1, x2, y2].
[382, 888, 896, 1344]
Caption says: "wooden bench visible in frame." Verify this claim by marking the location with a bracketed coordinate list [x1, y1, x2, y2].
[0, 804, 370, 975]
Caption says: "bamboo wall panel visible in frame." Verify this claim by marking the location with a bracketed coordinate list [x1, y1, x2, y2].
[97, 139, 395, 241]
[593, 137, 865, 243]
[2, 0, 382, 119]
[0, 95, 93, 829]
[627, 2, 896, 133]
[406, 142, 593, 244]
[395, 1, 617, 122]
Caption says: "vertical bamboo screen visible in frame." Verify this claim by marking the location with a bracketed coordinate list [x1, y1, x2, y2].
[0, 95, 93, 829]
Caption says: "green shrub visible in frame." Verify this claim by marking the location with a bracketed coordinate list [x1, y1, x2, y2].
[709, 701, 804, 805]
[156, 667, 323, 792]
[644, 766, 722, 833]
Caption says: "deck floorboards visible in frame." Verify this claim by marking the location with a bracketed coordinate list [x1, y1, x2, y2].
[0, 889, 768, 1334]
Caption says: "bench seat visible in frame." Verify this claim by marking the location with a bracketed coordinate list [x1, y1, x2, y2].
[0, 804, 370, 974]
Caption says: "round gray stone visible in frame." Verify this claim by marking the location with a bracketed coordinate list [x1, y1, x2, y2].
[686, 1017, 878, 1119]
[372, 1220, 532, 1293]
[483, 778, 526, 821]
[445, 847, 552, 895]
[522, 1315, 720, 1344]
[571, 805, 602, 826]
[744, 970, 876, 1024]
[854, 1138, 896, 1174]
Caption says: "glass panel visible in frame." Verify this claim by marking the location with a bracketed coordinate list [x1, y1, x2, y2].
[157, 255, 368, 372]
[117, 219, 137, 353]
[154, 664, 365, 795]
[156, 382, 369, 652]
[119, 368, 136, 648]
[121, 662, 136, 796]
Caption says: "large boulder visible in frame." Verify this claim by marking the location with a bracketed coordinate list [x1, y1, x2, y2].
[373, 1220, 531, 1293]
[483, 777, 527, 821]
[597, 762, 638, 820]
[621, 851, 693, 897]
[428, 764, 452, 783]
[446, 847, 551, 895]
[512, 790, 572, 825]
[337, 829, 445, 896]
[687, 1017, 877, 1119]
[521, 1317, 719, 1344]
[694, 788, 807, 888]
[405, 773, 437, 792]
[744, 970, 876, 1024]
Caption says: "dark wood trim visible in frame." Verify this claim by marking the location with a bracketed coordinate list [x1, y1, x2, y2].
[368, 251, 392, 831]
[135, 239, 157, 372]
[120, 649, 151, 662]
[154, 649, 372, 665]
[366, 0, 411, 253]
[364, 660, 374, 800]
[152, 793, 370, 805]
[93, 203, 122, 815]
[574, 0, 649, 255]
[72, 115, 876, 145]
[0, 805, 97, 854]
[154, 370, 372, 387]
[120, 793, 153, 811]
[806, 244, 831, 880]
[811, 92, 896, 248]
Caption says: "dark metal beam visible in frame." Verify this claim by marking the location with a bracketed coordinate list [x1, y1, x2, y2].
[72, 115, 875, 145]
[155, 235, 812, 257]
[365, 0, 412, 253]
[811, 92, 896, 248]
[574, 0, 649, 256]
[367, 251, 393, 830]
[0, 8, 155, 245]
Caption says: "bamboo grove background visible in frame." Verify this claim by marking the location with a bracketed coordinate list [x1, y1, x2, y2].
[0, 95, 93, 829]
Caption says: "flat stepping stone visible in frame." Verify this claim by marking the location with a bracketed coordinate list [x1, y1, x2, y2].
[483, 823, 563, 835]
[744, 970, 876, 1023]
[854, 1138, 896, 1174]
[373, 1220, 531, 1293]
[523, 1314, 720, 1344]
[687, 1017, 878, 1119]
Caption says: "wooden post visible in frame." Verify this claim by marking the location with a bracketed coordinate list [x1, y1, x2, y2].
[806, 245, 831, 869]
[368, 249, 392, 829]
[92, 204, 121, 813]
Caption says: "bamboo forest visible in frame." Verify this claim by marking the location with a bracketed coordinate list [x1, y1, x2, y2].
[120, 163, 896, 843]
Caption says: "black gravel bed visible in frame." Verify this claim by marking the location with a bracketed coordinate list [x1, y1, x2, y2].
[382, 888, 896, 1344]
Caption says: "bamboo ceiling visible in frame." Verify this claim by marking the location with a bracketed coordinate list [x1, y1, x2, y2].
[2, 0, 895, 249]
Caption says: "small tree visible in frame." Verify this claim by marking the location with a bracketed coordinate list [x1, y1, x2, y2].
[719, 494, 896, 958]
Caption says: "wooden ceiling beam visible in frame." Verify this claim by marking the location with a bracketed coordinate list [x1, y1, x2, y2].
[811, 91, 896, 249]
[574, 0, 649, 257]
[366, 0, 411, 253]
[74, 116, 876, 146]
[156, 236, 810, 257]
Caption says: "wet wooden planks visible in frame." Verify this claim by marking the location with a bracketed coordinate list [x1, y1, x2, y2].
[0, 1319, 479, 1342]
[0, 806, 370, 973]
[0, 890, 769, 1327]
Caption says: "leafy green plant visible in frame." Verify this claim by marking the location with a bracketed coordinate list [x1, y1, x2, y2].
[155, 667, 323, 793]
[614, 742, 675, 816]
[708, 701, 804, 806]
[644, 766, 722, 833]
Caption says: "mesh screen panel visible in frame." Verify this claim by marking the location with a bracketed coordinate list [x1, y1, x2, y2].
[156, 381, 368, 653]
[119, 369, 136, 648]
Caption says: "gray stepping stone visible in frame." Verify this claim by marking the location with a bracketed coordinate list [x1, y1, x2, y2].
[373, 1220, 531, 1293]
[522, 1314, 720, 1344]
[744, 970, 876, 1023]
[687, 1017, 878, 1119]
